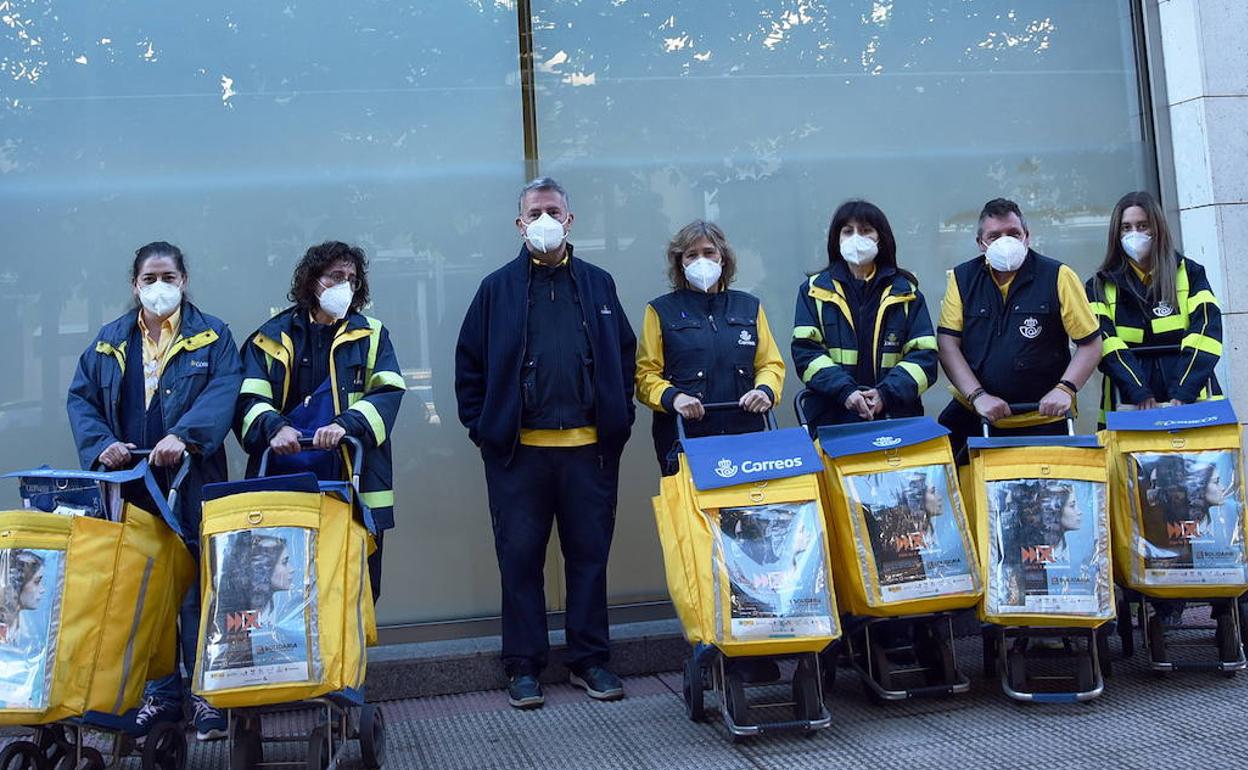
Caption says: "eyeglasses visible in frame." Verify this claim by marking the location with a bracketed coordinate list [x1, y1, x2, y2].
[320, 271, 361, 291]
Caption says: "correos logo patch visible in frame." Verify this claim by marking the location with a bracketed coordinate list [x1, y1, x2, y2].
[872, 436, 902, 448]
[714, 456, 804, 478]
[1154, 416, 1219, 428]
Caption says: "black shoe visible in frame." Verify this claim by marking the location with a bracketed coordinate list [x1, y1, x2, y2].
[507, 674, 544, 709]
[570, 666, 624, 701]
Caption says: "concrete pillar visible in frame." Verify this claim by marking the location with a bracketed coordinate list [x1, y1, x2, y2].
[1156, 0, 1248, 416]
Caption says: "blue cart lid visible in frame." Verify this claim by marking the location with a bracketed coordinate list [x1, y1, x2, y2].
[967, 435, 1102, 450]
[4, 461, 184, 539]
[683, 427, 821, 491]
[816, 417, 948, 460]
[1105, 399, 1238, 433]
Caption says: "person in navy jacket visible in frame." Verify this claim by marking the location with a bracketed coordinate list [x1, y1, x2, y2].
[455, 177, 637, 710]
[67, 241, 241, 740]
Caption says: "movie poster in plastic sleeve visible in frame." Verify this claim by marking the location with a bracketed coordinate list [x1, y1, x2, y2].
[986, 478, 1111, 616]
[714, 501, 835, 640]
[1128, 450, 1247, 586]
[200, 527, 320, 691]
[0, 548, 65, 710]
[844, 464, 977, 602]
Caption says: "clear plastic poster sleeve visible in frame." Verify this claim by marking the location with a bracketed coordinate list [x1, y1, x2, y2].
[199, 527, 322, 691]
[985, 478, 1113, 617]
[0, 548, 65, 710]
[845, 464, 978, 603]
[1127, 450, 1248, 586]
[710, 500, 835, 641]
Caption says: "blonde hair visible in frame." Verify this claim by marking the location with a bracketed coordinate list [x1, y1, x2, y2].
[665, 220, 737, 290]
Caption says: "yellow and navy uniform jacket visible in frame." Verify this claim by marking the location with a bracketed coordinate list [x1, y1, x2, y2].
[1085, 254, 1222, 424]
[67, 302, 242, 534]
[791, 264, 937, 428]
[236, 307, 404, 530]
[636, 288, 785, 472]
[937, 250, 1099, 427]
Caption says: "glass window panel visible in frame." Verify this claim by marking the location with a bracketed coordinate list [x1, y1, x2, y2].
[0, 1, 525, 625]
[532, 0, 1150, 605]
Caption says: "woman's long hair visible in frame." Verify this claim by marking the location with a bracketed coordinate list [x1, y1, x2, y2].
[1094, 191, 1178, 308]
[825, 200, 917, 285]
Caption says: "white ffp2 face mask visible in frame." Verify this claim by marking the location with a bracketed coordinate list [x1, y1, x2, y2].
[985, 236, 1028, 272]
[683, 257, 723, 292]
[138, 281, 182, 317]
[318, 280, 354, 320]
[1121, 232, 1152, 262]
[524, 213, 567, 254]
[839, 234, 879, 267]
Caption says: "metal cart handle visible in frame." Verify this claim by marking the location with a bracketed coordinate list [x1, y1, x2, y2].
[127, 449, 192, 513]
[675, 400, 777, 443]
[980, 402, 1075, 438]
[258, 435, 365, 493]
[90, 449, 191, 511]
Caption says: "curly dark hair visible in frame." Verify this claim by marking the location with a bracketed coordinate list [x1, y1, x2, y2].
[288, 240, 370, 314]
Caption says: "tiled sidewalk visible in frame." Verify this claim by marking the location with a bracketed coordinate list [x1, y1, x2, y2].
[185, 632, 1248, 770]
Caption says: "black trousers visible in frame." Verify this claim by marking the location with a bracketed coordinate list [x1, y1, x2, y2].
[483, 443, 620, 676]
[369, 530, 384, 602]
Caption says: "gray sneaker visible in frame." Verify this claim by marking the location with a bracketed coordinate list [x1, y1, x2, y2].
[569, 666, 624, 701]
[507, 674, 545, 709]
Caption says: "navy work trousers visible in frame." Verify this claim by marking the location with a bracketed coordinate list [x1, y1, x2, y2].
[483, 443, 619, 677]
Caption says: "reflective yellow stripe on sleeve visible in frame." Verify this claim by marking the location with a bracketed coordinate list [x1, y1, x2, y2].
[1181, 333, 1222, 356]
[367, 370, 406, 391]
[793, 325, 823, 343]
[1116, 325, 1144, 344]
[896, 361, 930, 393]
[241, 403, 278, 440]
[241, 378, 273, 399]
[360, 490, 395, 510]
[1102, 337, 1129, 356]
[881, 353, 901, 368]
[801, 355, 837, 384]
[901, 335, 937, 354]
[1187, 289, 1218, 311]
[349, 400, 387, 445]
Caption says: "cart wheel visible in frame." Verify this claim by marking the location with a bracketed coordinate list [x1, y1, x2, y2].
[819, 647, 837, 692]
[981, 628, 998, 679]
[305, 725, 330, 770]
[792, 655, 821, 721]
[1117, 599, 1135, 658]
[1147, 613, 1167, 664]
[0, 741, 47, 770]
[1216, 611, 1240, 671]
[724, 670, 749, 727]
[1075, 652, 1095, 693]
[230, 728, 262, 770]
[359, 704, 386, 769]
[869, 637, 894, 692]
[1096, 627, 1113, 679]
[682, 657, 705, 722]
[33, 727, 68, 770]
[1006, 648, 1028, 693]
[142, 721, 186, 770]
[54, 748, 104, 770]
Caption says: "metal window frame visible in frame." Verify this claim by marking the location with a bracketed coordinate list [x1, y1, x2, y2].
[1133, 0, 1183, 245]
